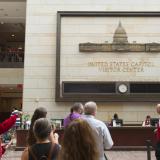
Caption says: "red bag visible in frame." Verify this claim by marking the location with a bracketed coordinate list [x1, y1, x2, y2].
[1, 145, 6, 155]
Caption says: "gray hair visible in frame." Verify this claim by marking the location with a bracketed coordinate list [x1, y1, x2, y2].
[71, 102, 83, 113]
[84, 101, 97, 115]
[33, 118, 51, 140]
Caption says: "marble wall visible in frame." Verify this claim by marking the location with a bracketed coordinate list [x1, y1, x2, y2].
[0, 69, 23, 84]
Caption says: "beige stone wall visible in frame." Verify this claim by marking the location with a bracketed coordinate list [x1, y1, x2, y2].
[61, 17, 160, 82]
[0, 69, 23, 84]
[23, 0, 160, 123]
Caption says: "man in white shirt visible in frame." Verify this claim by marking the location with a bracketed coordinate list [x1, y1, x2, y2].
[83, 101, 113, 160]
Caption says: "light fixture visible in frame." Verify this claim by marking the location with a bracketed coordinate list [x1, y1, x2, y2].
[0, 21, 4, 24]
[18, 46, 23, 50]
[11, 34, 15, 37]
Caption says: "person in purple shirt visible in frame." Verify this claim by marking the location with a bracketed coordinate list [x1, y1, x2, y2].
[63, 102, 84, 128]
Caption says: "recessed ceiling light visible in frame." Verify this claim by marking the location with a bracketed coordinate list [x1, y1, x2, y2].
[18, 46, 22, 50]
[11, 34, 15, 37]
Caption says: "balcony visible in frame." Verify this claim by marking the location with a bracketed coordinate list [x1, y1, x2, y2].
[0, 51, 24, 68]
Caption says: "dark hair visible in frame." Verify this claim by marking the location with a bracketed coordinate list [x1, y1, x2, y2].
[58, 119, 99, 160]
[33, 118, 51, 140]
[113, 113, 118, 119]
[27, 107, 47, 146]
[146, 115, 151, 119]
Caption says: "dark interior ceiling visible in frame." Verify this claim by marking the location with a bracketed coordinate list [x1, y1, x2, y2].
[0, 1, 26, 45]
[0, 23, 25, 44]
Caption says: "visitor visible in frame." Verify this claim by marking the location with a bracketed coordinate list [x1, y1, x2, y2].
[142, 115, 151, 127]
[27, 107, 47, 146]
[58, 119, 99, 160]
[0, 111, 21, 158]
[111, 113, 123, 127]
[11, 108, 21, 129]
[155, 104, 160, 160]
[21, 118, 60, 160]
[83, 101, 113, 160]
[63, 102, 84, 128]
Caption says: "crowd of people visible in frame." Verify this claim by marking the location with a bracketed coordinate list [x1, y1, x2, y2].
[0, 51, 24, 63]
[1, 102, 160, 160]
[21, 102, 113, 160]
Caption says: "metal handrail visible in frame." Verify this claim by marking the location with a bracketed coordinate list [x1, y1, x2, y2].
[146, 140, 155, 160]
[104, 153, 108, 160]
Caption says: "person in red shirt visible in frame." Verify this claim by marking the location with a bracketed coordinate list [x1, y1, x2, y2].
[0, 112, 21, 158]
[155, 104, 160, 160]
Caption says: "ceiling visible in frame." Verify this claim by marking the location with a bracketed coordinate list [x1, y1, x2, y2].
[0, 0, 26, 44]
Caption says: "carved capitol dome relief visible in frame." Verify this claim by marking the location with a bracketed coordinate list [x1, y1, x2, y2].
[113, 22, 128, 44]
[79, 21, 160, 52]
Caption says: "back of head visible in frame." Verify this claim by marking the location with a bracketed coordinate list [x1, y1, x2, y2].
[113, 113, 118, 119]
[30, 107, 47, 126]
[27, 107, 47, 146]
[12, 107, 17, 112]
[33, 107, 47, 119]
[33, 118, 51, 141]
[71, 102, 84, 114]
[146, 115, 151, 119]
[84, 101, 97, 115]
[59, 119, 98, 160]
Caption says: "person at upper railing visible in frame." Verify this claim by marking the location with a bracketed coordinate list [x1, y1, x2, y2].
[142, 115, 151, 127]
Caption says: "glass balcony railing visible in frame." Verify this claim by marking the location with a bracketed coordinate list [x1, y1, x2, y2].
[0, 52, 24, 68]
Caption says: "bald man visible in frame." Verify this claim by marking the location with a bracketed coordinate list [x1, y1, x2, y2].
[83, 101, 113, 160]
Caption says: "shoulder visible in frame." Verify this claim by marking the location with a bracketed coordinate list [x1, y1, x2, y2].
[94, 118, 107, 127]
[92, 119, 110, 134]
[64, 115, 70, 122]
[51, 143, 61, 150]
[70, 113, 81, 120]
[84, 116, 107, 128]
[21, 147, 28, 160]
[50, 143, 60, 158]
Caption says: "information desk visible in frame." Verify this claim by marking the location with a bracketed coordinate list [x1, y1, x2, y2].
[15, 129, 64, 151]
[109, 126, 156, 150]
[16, 126, 156, 151]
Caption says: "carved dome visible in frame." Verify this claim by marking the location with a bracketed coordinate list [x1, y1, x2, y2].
[113, 22, 128, 44]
